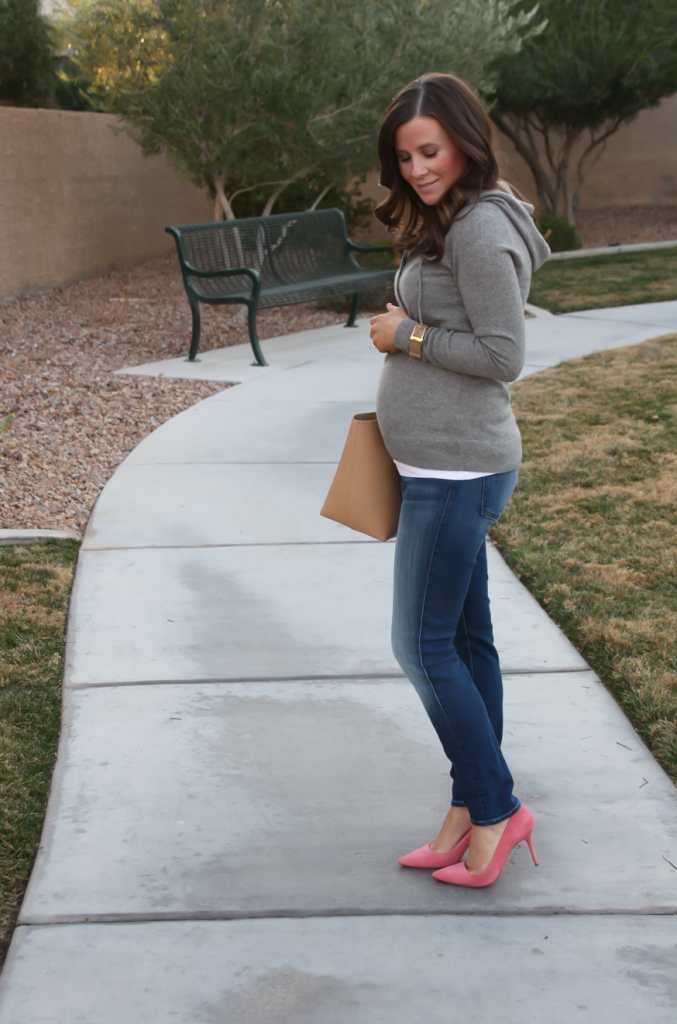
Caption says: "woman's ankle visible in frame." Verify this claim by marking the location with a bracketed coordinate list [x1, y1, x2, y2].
[430, 806, 471, 852]
[465, 817, 510, 872]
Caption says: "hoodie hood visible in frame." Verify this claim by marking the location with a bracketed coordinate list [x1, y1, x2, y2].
[470, 188, 551, 273]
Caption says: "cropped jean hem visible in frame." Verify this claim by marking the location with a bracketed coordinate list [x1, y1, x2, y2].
[450, 798, 522, 827]
[469, 800, 522, 828]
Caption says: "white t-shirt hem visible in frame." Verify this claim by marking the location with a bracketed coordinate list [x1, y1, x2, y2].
[394, 461, 494, 481]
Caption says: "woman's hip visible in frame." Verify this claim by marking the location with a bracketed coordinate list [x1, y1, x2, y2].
[394, 471, 517, 589]
[392, 471, 517, 655]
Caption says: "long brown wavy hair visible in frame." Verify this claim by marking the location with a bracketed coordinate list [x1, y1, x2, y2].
[375, 73, 502, 262]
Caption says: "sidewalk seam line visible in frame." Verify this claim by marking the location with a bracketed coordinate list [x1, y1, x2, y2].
[64, 667, 594, 690]
[80, 540, 388, 550]
[66, 673, 409, 690]
[17, 907, 677, 926]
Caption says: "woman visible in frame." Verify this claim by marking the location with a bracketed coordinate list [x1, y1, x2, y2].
[369, 73, 549, 887]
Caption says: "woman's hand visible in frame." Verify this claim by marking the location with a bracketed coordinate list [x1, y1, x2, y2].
[369, 303, 409, 354]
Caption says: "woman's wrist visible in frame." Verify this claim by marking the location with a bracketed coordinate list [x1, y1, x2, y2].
[394, 318, 417, 354]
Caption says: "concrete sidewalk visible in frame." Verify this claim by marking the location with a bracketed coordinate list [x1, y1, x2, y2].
[114, 299, 677, 383]
[1, 305, 677, 1021]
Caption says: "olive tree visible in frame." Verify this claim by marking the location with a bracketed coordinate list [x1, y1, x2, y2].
[488, 0, 677, 224]
[59, 0, 540, 219]
[0, 0, 55, 107]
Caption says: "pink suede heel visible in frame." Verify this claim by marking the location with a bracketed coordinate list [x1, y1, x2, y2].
[431, 806, 538, 887]
[398, 830, 471, 869]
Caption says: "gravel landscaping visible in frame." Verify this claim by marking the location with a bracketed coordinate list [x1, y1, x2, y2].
[576, 204, 677, 249]
[0, 254, 345, 537]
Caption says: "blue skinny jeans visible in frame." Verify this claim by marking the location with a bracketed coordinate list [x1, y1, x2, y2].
[392, 471, 520, 826]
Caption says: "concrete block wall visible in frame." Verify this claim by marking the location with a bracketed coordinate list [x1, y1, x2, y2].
[0, 107, 213, 300]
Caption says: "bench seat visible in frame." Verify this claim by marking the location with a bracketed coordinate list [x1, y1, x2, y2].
[188, 267, 395, 306]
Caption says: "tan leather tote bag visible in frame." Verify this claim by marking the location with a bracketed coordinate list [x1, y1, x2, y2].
[320, 412, 402, 541]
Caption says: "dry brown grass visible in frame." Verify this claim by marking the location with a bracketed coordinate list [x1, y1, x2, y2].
[493, 334, 677, 780]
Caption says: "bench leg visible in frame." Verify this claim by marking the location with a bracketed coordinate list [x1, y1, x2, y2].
[345, 292, 361, 328]
[187, 297, 201, 361]
[247, 303, 268, 367]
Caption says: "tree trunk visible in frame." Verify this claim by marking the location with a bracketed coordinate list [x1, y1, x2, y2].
[262, 180, 293, 217]
[211, 172, 236, 221]
[261, 166, 314, 216]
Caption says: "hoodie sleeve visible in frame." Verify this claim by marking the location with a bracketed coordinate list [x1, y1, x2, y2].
[398, 203, 529, 382]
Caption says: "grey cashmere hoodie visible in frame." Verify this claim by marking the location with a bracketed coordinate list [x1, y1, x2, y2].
[375, 189, 550, 473]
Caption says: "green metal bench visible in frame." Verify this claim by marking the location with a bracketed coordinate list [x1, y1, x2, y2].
[166, 208, 395, 366]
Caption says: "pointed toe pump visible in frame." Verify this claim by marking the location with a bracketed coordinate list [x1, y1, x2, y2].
[431, 806, 538, 887]
[398, 830, 471, 869]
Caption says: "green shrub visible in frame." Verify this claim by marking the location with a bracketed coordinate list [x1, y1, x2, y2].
[0, 0, 55, 107]
[537, 213, 582, 253]
[53, 56, 100, 112]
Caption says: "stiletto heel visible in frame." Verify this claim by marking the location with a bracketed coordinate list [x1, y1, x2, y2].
[526, 831, 539, 866]
[398, 830, 471, 869]
[432, 806, 537, 888]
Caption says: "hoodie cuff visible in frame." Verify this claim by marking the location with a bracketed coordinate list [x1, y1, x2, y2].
[394, 318, 417, 354]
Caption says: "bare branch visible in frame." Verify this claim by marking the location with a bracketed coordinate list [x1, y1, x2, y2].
[228, 179, 296, 203]
[538, 122, 559, 180]
[570, 117, 624, 217]
[577, 117, 624, 178]
[492, 113, 555, 212]
[309, 182, 333, 210]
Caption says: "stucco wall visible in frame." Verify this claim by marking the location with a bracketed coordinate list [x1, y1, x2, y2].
[0, 107, 213, 300]
[3, 95, 674, 297]
[359, 94, 677, 225]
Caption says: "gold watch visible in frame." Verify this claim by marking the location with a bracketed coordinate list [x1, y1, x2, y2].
[409, 322, 427, 358]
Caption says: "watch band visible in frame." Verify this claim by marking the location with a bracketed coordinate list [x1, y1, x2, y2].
[409, 322, 427, 358]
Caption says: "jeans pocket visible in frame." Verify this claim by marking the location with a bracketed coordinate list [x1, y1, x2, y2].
[480, 470, 518, 523]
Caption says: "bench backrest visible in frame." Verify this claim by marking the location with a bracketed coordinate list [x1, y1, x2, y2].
[175, 208, 355, 287]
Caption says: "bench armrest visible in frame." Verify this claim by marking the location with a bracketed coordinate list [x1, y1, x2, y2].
[182, 262, 261, 285]
[165, 227, 261, 286]
[347, 240, 393, 255]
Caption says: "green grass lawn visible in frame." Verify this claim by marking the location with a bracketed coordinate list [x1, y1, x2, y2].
[0, 540, 79, 965]
[494, 335, 677, 782]
[529, 246, 677, 313]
